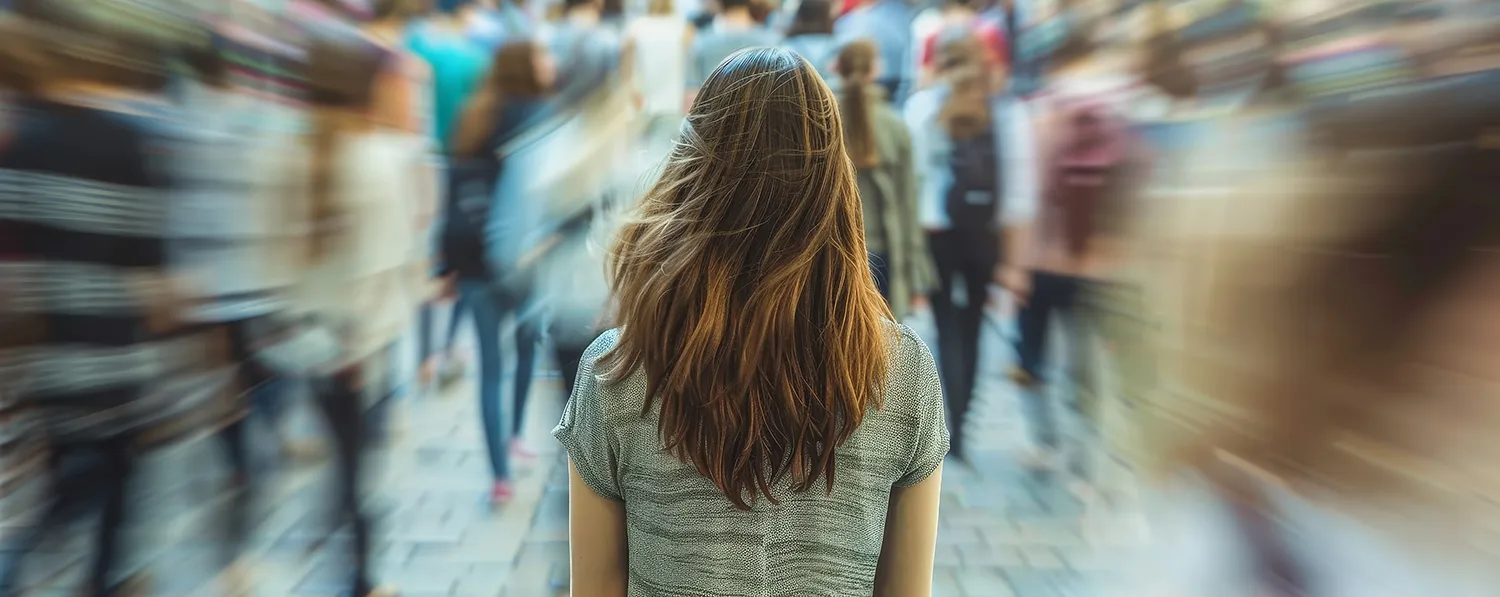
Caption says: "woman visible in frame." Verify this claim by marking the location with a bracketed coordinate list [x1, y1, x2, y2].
[445, 39, 555, 506]
[835, 40, 934, 319]
[554, 47, 947, 596]
[1118, 73, 1500, 597]
[780, 0, 839, 81]
[290, 16, 427, 597]
[902, 35, 1008, 461]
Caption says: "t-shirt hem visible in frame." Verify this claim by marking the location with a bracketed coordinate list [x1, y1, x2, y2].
[894, 452, 946, 488]
[551, 423, 626, 503]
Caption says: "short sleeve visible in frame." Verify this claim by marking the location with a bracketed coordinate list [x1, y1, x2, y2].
[551, 329, 625, 502]
[894, 327, 950, 487]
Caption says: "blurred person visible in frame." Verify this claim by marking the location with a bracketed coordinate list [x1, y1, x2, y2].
[557, 47, 946, 597]
[915, 0, 1008, 88]
[549, 0, 635, 113]
[627, 0, 693, 145]
[686, 0, 779, 100]
[172, 35, 306, 595]
[406, 1, 497, 150]
[781, 0, 840, 80]
[286, 14, 433, 596]
[466, 0, 537, 51]
[835, 40, 935, 319]
[1118, 72, 1500, 597]
[833, 0, 912, 100]
[0, 2, 239, 595]
[444, 39, 556, 506]
[1000, 0, 1149, 483]
[749, 0, 778, 27]
[902, 35, 1018, 461]
[408, 0, 493, 391]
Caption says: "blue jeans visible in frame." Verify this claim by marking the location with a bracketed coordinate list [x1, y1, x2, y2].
[461, 280, 512, 481]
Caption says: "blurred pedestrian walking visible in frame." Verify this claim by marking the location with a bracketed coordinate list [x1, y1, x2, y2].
[687, 0, 779, 101]
[780, 0, 840, 81]
[445, 39, 557, 506]
[0, 2, 238, 595]
[835, 40, 935, 320]
[833, 0, 912, 99]
[904, 34, 1014, 462]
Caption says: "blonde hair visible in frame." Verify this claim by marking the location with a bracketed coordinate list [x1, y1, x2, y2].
[602, 47, 894, 510]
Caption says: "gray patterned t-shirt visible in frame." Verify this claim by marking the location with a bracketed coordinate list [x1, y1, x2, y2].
[553, 324, 949, 596]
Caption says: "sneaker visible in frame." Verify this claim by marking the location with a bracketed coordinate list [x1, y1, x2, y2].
[490, 480, 514, 506]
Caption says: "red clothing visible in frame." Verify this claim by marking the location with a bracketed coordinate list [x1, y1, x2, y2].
[920, 19, 1008, 68]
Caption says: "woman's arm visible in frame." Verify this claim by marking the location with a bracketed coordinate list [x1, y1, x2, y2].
[874, 463, 944, 597]
[569, 460, 629, 597]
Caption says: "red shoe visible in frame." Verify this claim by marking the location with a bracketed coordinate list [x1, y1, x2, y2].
[490, 480, 514, 506]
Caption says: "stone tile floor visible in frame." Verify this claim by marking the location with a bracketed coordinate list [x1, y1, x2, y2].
[2, 313, 1145, 596]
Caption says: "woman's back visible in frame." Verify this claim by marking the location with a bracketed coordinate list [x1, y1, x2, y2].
[553, 47, 947, 596]
[556, 324, 946, 596]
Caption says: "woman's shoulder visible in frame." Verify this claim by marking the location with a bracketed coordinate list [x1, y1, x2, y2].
[582, 328, 623, 362]
[882, 321, 938, 387]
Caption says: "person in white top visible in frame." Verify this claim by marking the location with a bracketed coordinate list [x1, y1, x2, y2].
[626, 0, 693, 160]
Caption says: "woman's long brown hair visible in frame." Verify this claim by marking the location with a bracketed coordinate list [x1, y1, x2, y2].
[453, 41, 548, 157]
[836, 40, 880, 169]
[602, 47, 896, 510]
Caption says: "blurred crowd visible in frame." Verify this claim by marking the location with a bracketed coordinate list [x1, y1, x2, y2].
[3, 0, 1500, 595]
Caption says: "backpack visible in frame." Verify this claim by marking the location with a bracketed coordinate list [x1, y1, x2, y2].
[440, 154, 502, 280]
[1045, 99, 1139, 256]
[944, 102, 1002, 231]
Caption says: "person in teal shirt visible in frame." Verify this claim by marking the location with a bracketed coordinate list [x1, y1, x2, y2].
[407, 0, 493, 153]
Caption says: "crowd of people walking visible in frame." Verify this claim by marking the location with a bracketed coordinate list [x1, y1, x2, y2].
[5, 0, 1500, 595]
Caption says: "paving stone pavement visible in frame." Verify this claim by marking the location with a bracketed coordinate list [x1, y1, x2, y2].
[3, 310, 1145, 597]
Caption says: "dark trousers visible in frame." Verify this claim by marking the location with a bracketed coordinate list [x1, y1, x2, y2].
[511, 318, 539, 437]
[0, 435, 137, 597]
[1015, 271, 1100, 477]
[311, 367, 375, 596]
[927, 228, 998, 456]
[212, 316, 289, 568]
